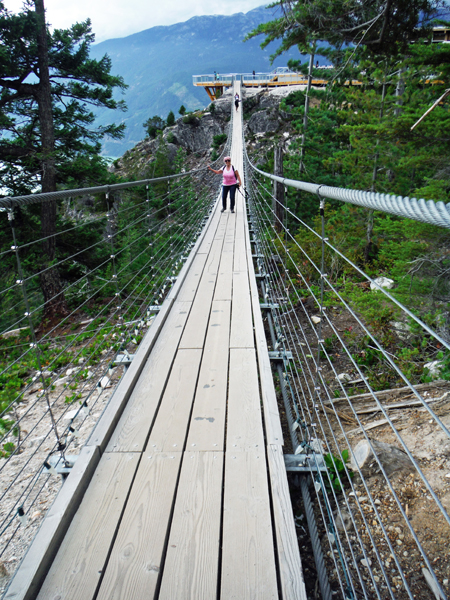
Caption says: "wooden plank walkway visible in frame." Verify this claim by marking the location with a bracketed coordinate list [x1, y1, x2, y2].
[5, 83, 307, 600]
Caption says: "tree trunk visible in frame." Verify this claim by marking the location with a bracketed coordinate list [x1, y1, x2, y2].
[34, 0, 68, 320]
[273, 145, 284, 233]
[365, 76, 387, 263]
[299, 42, 316, 174]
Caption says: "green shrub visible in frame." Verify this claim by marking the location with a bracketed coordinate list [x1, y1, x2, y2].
[212, 133, 227, 149]
[324, 450, 353, 493]
[182, 113, 198, 125]
[178, 105, 186, 116]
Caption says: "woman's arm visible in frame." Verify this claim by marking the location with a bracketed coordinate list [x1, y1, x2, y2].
[235, 169, 243, 187]
[208, 166, 222, 175]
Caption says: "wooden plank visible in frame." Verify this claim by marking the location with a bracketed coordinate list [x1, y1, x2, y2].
[230, 271, 254, 349]
[227, 349, 264, 450]
[106, 301, 191, 452]
[213, 213, 228, 241]
[267, 445, 307, 600]
[346, 415, 400, 435]
[146, 349, 202, 452]
[235, 214, 246, 240]
[197, 204, 221, 254]
[213, 250, 233, 301]
[222, 240, 235, 253]
[178, 243, 222, 349]
[324, 380, 449, 405]
[96, 452, 182, 600]
[36, 452, 139, 600]
[87, 297, 175, 452]
[167, 197, 219, 300]
[4, 446, 100, 600]
[186, 300, 231, 451]
[244, 215, 284, 445]
[176, 253, 207, 302]
[233, 235, 248, 273]
[222, 211, 236, 253]
[88, 196, 217, 453]
[221, 451, 278, 599]
[158, 451, 223, 600]
[204, 238, 223, 274]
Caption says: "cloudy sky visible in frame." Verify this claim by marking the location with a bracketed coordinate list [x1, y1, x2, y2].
[3, 0, 267, 42]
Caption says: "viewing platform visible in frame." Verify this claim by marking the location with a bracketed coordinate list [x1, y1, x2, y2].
[192, 68, 362, 101]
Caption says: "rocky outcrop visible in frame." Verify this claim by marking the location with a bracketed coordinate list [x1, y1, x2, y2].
[242, 87, 296, 136]
[165, 113, 224, 153]
[113, 84, 306, 177]
[247, 108, 282, 135]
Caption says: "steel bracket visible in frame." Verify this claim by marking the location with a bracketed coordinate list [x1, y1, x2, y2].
[47, 455, 79, 478]
[268, 350, 293, 361]
[284, 453, 326, 473]
[260, 303, 280, 311]
[113, 353, 136, 368]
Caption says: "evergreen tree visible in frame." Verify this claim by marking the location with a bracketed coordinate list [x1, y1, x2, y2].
[166, 110, 175, 126]
[143, 115, 165, 138]
[246, 0, 446, 57]
[178, 105, 186, 116]
[0, 0, 127, 318]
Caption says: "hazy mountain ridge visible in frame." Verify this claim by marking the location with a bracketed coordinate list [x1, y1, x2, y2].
[89, 6, 305, 157]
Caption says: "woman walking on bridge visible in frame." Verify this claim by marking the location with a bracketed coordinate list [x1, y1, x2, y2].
[208, 156, 242, 213]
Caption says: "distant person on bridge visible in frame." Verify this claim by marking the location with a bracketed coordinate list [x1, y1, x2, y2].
[208, 156, 242, 214]
[234, 93, 240, 111]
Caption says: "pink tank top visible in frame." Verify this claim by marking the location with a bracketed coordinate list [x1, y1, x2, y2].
[222, 165, 237, 186]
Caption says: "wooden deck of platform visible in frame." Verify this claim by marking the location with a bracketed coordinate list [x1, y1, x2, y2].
[5, 83, 306, 600]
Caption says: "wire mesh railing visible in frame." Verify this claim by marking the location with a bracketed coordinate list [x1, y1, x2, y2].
[0, 131, 231, 582]
[244, 142, 450, 599]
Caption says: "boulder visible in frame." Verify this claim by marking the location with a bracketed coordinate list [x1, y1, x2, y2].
[392, 321, 412, 341]
[336, 372, 351, 382]
[424, 360, 444, 378]
[350, 439, 415, 478]
[370, 277, 394, 291]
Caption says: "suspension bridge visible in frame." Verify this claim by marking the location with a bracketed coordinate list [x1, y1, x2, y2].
[1, 81, 450, 600]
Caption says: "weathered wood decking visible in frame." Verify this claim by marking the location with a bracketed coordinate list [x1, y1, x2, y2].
[5, 84, 306, 600]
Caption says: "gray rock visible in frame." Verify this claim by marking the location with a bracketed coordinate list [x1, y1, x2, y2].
[248, 109, 281, 135]
[334, 509, 353, 533]
[167, 114, 224, 154]
[370, 276, 394, 290]
[392, 321, 411, 341]
[350, 439, 415, 478]
[424, 360, 444, 378]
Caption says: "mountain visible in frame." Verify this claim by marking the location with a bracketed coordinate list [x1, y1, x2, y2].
[89, 6, 309, 157]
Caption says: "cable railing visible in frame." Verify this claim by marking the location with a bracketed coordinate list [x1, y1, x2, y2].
[244, 136, 450, 599]
[0, 129, 231, 584]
